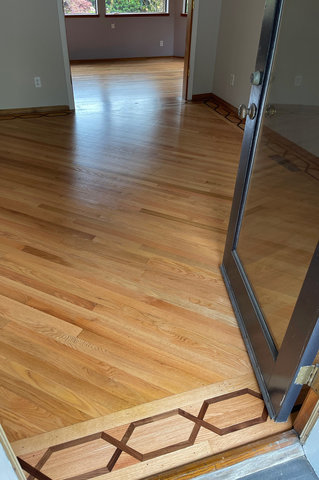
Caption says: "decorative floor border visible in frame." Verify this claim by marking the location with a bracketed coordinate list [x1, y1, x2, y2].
[204, 98, 319, 182]
[204, 99, 246, 130]
[19, 388, 268, 480]
[0, 111, 74, 121]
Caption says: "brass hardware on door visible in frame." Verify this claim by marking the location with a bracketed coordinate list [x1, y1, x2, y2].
[238, 103, 257, 120]
[250, 70, 263, 86]
[265, 104, 277, 117]
[295, 365, 319, 395]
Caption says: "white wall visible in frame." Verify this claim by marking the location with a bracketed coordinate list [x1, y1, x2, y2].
[213, 0, 265, 107]
[187, 0, 222, 99]
[303, 415, 319, 477]
[211, 0, 319, 108]
[0, 426, 24, 480]
[0, 445, 18, 480]
[0, 0, 74, 111]
[193, 0, 222, 96]
[269, 0, 319, 106]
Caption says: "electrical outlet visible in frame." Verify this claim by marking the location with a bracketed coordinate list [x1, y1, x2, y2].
[160, 40, 164, 47]
[294, 75, 303, 87]
[34, 76, 42, 88]
[111, 23, 115, 29]
[230, 73, 235, 87]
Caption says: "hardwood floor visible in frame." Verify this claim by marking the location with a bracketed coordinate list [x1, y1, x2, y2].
[0, 58, 290, 468]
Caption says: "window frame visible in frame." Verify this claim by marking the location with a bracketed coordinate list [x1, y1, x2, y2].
[63, 0, 99, 17]
[104, 0, 170, 17]
[182, 0, 188, 15]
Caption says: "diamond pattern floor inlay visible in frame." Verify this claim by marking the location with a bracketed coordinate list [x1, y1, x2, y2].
[19, 389, 268, 480]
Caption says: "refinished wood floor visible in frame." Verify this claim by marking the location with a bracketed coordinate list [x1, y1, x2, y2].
[0, 59, 282, 453]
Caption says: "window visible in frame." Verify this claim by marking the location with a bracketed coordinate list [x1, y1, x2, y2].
[105, 0, 169, 15]
[63, 0, 98, 15]
[183, 0, 188, 14]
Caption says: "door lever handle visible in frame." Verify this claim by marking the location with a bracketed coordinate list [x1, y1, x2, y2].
[238, 103, 257, 120]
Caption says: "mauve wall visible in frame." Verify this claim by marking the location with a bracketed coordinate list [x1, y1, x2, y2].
[65, 0, 187, 60]
[174, 8, 187, 57]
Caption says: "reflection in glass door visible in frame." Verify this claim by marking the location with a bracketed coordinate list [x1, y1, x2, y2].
[237, 0, 319, 350]
[222, 0, 319, 420]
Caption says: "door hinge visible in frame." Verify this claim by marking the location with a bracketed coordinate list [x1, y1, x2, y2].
[295, 365, 319, 395]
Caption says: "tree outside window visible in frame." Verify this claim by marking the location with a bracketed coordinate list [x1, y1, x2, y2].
[63, 0, 98, 15]
[105, 0, 168, 14]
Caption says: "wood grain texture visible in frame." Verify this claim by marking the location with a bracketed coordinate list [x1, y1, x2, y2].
[294, 389, 319, 435]
[0, 58, 251, 446]
[13, 376, 292, 480]
[146, 430, 299, 480]
[0, 105, 72, 118]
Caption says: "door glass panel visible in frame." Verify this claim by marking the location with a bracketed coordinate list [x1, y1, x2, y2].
[237, 0, 319, 350]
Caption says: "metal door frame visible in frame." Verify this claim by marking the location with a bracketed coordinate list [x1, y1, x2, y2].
[221, 0, 319, 421]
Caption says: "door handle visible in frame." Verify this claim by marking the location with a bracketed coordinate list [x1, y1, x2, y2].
[265, 104, 277, 117]
[238, 103, 257, 120]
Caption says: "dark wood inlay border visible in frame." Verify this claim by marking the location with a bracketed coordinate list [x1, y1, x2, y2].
[203, 96, 319, 183]
[18, 389, 268, 480]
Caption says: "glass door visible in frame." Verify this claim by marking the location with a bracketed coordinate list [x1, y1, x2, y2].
[222, 0, 319, 421]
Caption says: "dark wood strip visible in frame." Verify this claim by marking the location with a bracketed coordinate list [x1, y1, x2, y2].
[107, 422, 136, 471]
[107, 447, 123, 472]
[27, 449, 53, 480]
[63, 466, 110, 480]
[0, 265, 97, 311]
[140, 209, 227, 234]
[246, 389, 263, 400]
[50, 433, 102, 452]
[22, 246, 71, 267]
[199, 409, 268, 436]
[179, 409, 222, 435]
[132, 409, 180, 428]
[142, 440, 193, 461]
[101, 432, 143, 461]
[205, 388, 251, 404]
[18, 458, 52, 480]
[0, 207, 95, 241]
[153, 181, 233, 200]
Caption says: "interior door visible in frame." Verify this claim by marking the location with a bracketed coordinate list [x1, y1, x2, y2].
[221, 0, 319, 421]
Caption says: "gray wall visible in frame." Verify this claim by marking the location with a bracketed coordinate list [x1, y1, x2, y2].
[65, 0, 187, 60]
[304, 415, 319, 477]
[0, 0, 73, 111]
[174, 6, 187, 57]
[211, 0, 319, 107]
[269, 0, 319, 106]
[191, 0, 222, 97]
[213, 0, 265, 107]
